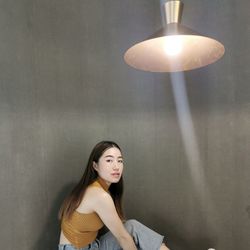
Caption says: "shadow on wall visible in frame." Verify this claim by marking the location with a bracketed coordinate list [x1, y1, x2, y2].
[149, 213, 217, 250]
[33, 183, 76, 250]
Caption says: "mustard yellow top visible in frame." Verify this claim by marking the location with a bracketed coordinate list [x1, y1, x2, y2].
[61, 178, 109, 248]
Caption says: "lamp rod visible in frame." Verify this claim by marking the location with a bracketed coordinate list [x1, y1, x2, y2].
[165, 0, 184, 24]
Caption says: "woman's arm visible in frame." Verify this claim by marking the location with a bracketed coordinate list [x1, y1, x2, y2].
[92, 189, 137, 250]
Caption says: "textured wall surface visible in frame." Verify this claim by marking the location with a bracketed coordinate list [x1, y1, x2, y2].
[0, 0, 249, 249]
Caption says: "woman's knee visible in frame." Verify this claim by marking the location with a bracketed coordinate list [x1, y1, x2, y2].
[124, 219, 141, 231]
[124, 219, 139, 226]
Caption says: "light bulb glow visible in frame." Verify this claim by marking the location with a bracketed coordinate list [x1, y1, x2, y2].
[164, 36, 183, 56]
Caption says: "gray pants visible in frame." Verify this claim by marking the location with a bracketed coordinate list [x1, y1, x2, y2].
[58, 219, 165, 250]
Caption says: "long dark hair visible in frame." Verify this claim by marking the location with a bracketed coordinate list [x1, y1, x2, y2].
[58, 141, 124, 220]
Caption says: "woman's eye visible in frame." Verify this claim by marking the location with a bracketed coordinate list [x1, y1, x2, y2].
[118, 160, 123, 163]
[106, 159, 113, 163]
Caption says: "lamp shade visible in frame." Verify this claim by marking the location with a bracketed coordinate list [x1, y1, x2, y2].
[124, 1, 225, 72]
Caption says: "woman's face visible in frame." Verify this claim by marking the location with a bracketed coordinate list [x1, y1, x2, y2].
[93, 147, 123, 186]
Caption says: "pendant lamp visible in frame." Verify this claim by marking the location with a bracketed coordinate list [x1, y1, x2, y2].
[124, 0, 225, 72]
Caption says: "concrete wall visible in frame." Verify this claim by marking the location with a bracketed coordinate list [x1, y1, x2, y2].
[0, 0, 249, 249]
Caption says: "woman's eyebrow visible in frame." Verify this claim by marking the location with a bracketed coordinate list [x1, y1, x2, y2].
[104, 155, 123, 158]
[104, 155, 114, 158]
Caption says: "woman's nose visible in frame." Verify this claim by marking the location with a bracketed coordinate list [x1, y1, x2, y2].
[113, 162, 119, 169]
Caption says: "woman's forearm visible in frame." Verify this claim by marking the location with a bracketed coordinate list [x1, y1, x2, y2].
[118, 234, 137, 250]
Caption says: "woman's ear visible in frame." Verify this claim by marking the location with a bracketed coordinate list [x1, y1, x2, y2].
[93, 161, 98, 171]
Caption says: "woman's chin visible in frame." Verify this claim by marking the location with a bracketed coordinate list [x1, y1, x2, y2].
[110, 177, 121, 183]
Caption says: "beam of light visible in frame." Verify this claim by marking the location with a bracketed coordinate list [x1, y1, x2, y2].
[170, 72, 205, 189]
[170, 71, 221, 237]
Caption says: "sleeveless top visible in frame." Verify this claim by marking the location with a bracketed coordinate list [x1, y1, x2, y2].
[61, 178, 109, 248]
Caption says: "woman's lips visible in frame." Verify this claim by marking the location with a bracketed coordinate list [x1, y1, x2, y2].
[111, 173, 120, 177]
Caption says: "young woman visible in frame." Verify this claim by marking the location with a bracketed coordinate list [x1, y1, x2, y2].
[58, 141, 170, 250]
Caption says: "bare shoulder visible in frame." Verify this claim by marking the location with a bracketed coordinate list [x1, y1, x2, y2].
[87, 185, 110, 199]
[77, 185, 112, 213]
[88, 185, 113, 204]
